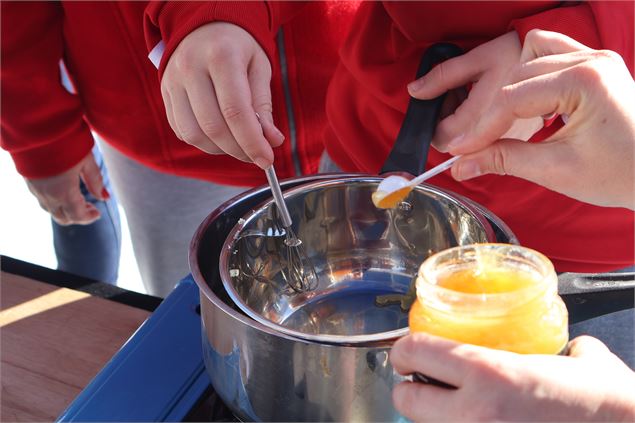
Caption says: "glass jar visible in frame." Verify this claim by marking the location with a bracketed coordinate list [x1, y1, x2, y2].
[410, 243, 568, 354]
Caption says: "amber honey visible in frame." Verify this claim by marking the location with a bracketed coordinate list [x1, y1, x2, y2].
[371, 186, 413, 209]
[410, 244, 569, 354]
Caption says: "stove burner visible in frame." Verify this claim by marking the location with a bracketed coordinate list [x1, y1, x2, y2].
[184, 387, 238, 422]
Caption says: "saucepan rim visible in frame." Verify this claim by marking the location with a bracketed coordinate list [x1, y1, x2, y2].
[217, 175, 508, 345]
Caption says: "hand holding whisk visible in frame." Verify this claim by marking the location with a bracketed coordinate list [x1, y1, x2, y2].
[264, 166, 318, 293]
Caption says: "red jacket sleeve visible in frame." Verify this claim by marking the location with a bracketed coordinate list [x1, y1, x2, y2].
[144, 1, 297, 80]
[0, 1, 94, 179]
[510, 1, 634, 75]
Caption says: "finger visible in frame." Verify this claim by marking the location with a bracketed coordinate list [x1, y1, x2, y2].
[449, 69, 580, 155]
[55, 204, 100, 226]
[451, 138, 577, 191]
[51, 206, 71, 226]
[567, 336, 612, 358]
[408, 50, 484, 100]
[185, 73, 245, 157]
[78, 153, 106, 201]
[432, 78, 498, 152]
[80, 203, 101, 225]
[61, 188, 101, 225]
[431, 88, 468, 152]
[439, 87, 468, 120]
[499, 68, 581, 122]
[498, 116, 544, 141]
[211, 57, 274, 169]
[514, 51, 595, 84]
[161, 83, 180, 140]
[392, 381, 456, 422]
[569, 336, 634, 373]
[520, 29, 590, 63]
[249, 52, 284, 148]
[390, 333, 481, 387]
[170, 86, 226, 155]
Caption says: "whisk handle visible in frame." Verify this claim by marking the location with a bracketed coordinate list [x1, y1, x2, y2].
[265, 166, 293, 228]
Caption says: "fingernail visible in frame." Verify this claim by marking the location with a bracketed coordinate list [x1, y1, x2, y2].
[86, 207, 100, 219]
[407, 79, 424, 94]
[274, 127, 285, 141]
[455, 160, 481, 181]
[101, 188, 110, 200]
[433, 142, 449, 154]
[254, 157, 271, 170]
[542, 112, 557, 121]
[447, 133, 466, 152]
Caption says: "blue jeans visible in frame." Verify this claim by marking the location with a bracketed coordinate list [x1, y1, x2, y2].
[52, 146, 121, 283]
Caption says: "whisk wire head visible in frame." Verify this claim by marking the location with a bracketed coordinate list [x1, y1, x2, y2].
[265, 165, 318, 293]
[282, 229, 318, 293]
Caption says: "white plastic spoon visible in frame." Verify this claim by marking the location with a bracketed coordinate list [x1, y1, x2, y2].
[372, 156, 461, 209]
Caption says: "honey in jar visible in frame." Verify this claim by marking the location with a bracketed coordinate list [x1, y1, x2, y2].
[410, 243, 568, 354]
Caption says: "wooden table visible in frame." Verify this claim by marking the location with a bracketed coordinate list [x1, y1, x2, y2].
[1, 266, 152, 422]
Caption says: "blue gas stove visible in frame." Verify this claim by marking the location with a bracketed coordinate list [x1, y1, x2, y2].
[57, 273, 634, 422]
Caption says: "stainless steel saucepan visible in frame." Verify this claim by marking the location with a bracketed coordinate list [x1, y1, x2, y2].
[191, 174, 518, 422]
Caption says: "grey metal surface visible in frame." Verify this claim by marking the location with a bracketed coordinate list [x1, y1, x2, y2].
[220, 177, 503, 344]
[557, 272, 635, 295]
[199, 293, 406, 422]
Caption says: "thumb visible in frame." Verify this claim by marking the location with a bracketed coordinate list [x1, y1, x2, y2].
[249, 51, 284, 148]
[568, 336, 634, 375]
[78, 152, 108, 201]
[451, 138, 572, 187]
[520, 29, 591, 63]
[567, 336, 612, 359]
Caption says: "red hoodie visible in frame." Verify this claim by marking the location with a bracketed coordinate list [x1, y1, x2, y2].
[324, 1, 635, 272]
[1, 1, 356, 185]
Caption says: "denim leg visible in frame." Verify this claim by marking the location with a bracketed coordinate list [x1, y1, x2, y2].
[52, 146, 121, 283]
[569, 309, 634, 370]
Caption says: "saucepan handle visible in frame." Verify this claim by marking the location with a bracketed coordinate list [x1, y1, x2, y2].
[557, 272, 635, 295]
[412, 372, 457, 390]
[380, 43, 463, 176]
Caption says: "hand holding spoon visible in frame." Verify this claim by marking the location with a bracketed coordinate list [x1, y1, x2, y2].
[372, 156, 460, 209]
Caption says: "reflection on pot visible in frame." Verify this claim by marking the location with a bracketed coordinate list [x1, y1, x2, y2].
[222, 177, 500, 344]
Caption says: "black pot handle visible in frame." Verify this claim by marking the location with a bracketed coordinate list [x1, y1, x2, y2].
[381, 43, 463, 176]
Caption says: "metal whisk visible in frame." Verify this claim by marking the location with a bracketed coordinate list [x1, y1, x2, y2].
[264, 166, 318, 293]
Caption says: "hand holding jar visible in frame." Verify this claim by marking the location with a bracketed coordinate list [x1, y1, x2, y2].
[390, 244, 635, 421]
[390, 333, 635, 422]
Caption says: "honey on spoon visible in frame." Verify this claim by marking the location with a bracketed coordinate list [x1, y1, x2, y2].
[372, 156, 460, 209]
